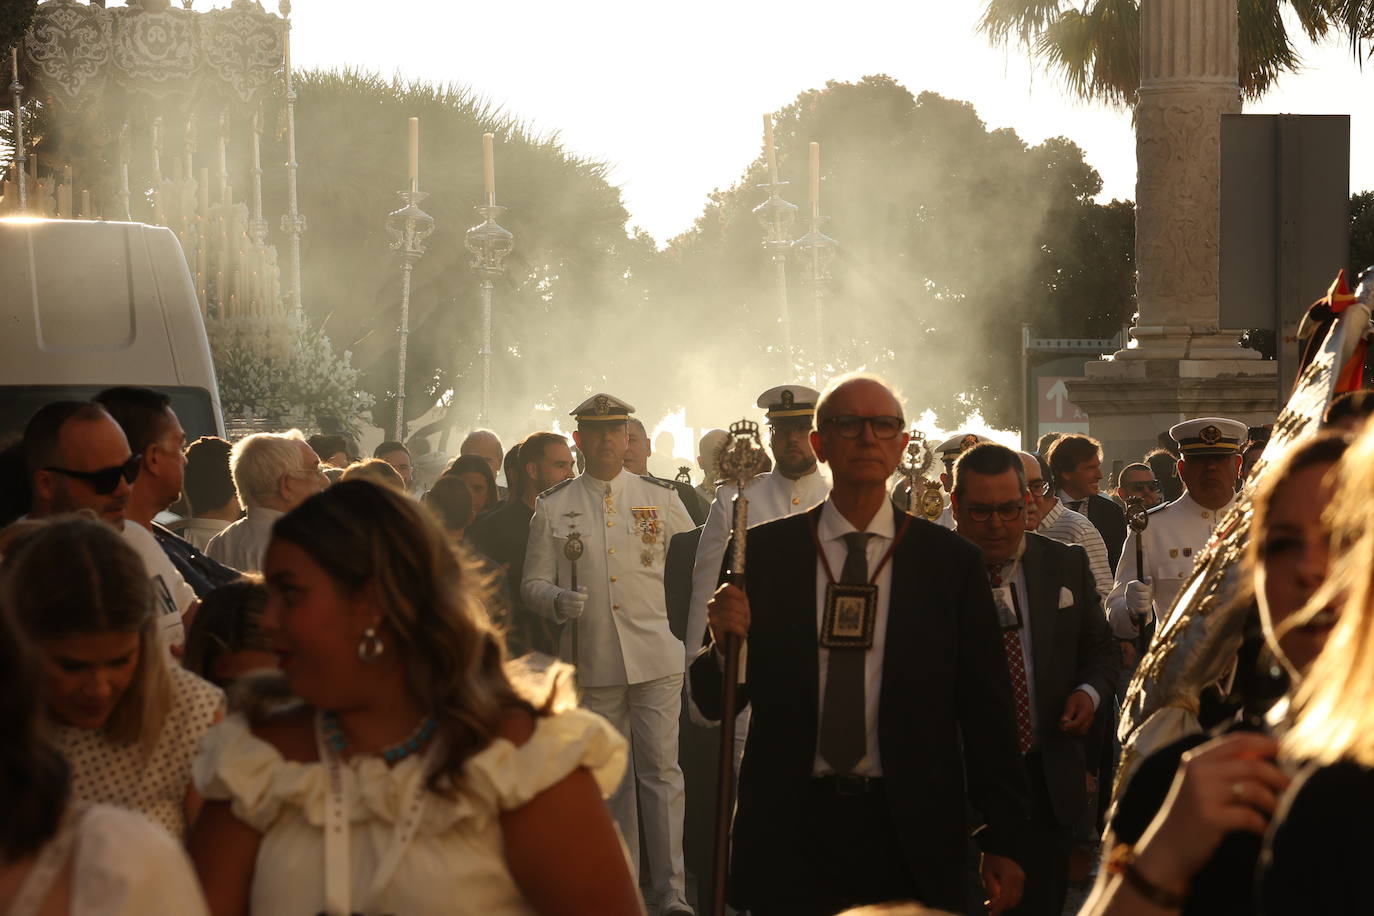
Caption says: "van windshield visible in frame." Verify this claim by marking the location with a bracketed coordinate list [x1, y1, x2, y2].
[0, 385, 220, 445]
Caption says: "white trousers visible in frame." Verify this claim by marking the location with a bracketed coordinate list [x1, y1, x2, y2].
[581, 673, 690, 912]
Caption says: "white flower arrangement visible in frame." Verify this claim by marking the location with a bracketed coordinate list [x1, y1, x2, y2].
[209, 314, 374, 432]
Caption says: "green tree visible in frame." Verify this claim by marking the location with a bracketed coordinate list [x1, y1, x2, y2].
[981, 1, 1374, 105]
[1353, 191, 1374, 272]
[645, 76, 1135, 430]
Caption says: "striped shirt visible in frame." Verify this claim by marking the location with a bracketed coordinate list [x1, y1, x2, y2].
[1037, 500, 1112, 610]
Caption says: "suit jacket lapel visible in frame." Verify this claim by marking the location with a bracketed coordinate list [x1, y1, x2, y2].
[879, 507, 918, 741]
[1022, 534, 1057, 708]
[795, 504, 825, 738]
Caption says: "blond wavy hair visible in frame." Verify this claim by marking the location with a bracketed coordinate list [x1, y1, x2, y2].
[271, 479, 568, 795]
[1, 514, 172, 752]
[1285, 420, 1374, 764]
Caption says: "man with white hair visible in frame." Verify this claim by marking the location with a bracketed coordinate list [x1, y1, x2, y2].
[205, 430, 326, 572]
[695, 428, 728, 506]
[460, 428, 505, 494]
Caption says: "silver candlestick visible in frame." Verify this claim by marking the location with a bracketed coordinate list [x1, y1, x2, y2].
[385, 189, 435, 441]
[464, 203, 513, 427]
[753, 162, 797, 375]
[792, 212, 837, 381]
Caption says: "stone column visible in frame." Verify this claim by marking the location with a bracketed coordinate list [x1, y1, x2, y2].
[1065, 0, 1275, 461]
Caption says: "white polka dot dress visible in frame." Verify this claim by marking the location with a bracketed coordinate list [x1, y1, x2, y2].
[51, 664, 225, 839]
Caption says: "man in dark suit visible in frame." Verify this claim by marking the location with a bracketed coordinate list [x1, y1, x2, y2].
[691, 374, 1029, 916]
[1047, 434, 1128, 572]
[953, 443, 1121, 915]
[468, 431, 574, 655]
[626, 418, 710, 525]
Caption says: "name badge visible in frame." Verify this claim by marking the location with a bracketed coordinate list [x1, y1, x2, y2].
[992, 585, 1023, 631]
[820, 582, 878, 649]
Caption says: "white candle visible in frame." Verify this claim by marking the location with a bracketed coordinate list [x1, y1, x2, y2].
[408, 117, 419, 192]
[763, 114, 777, 183]
[483, 132, 495, 205]
[809, 141, 820, 221]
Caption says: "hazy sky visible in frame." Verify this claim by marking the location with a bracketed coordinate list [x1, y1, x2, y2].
[286, 0, 1374, 244]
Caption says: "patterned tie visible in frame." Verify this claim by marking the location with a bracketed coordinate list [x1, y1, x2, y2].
[818, 532, 872, 774]
[989, 562, 1034, 755]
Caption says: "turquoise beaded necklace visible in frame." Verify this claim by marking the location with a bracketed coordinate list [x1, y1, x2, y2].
[320, 711, 438, 764]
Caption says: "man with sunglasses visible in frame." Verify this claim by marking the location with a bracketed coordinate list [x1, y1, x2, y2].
[952, 443, 1120, 916]
[1114, 463, 1163, 511]
[693, 375, 1030, 916]
[20, 401, 196, 647]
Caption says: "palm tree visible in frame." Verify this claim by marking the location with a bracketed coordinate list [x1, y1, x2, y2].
[980, 0, 1374, 106]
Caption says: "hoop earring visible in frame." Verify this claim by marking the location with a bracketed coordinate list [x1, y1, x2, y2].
[357, 626, 385, 662]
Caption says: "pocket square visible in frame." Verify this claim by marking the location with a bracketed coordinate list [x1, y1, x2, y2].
[1057, 586, 1075, 609]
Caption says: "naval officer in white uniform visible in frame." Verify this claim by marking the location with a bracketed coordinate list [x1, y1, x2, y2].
[522, 393, 696, 916]
[928, 432, 989, 529]
[685, 385, 831, 663]
[1105, 417, 1247, 641]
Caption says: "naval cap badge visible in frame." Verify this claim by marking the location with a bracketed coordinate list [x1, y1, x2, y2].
[781, 389, 795, 408]
[593, 395, 610, 416]
[1200, 425, 1222, 444]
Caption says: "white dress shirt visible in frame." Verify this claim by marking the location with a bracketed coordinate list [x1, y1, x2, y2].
[204, 506, 283, 574]
[812, 498, 893, 778]
[1037, 501, 1112, 608]
[686, 467, 830, 661]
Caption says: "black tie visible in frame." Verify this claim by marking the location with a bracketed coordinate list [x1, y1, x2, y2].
[1069, 499, 1086, 513]
[818, 531, 872, 774]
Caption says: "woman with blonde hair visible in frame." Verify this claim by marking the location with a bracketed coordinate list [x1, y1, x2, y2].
[1261, 420, 1374, 913]
[188, 480, 639, 915]
[2, 515, 225, 840]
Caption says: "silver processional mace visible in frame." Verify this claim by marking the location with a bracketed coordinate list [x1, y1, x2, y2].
[464, 204, 513, 428]
[385, 190, 435, 441]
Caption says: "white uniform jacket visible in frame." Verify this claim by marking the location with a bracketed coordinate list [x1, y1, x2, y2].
[522, 469, 694, 688]
[684, 468, 831, 660]
[1105, 492, 1235, 639]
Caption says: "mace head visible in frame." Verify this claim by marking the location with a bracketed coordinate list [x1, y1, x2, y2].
[716, 419, 768, 489]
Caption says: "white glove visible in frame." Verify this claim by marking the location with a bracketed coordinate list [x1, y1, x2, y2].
[1125, 578, 1154, 621]
[555, 587, 588, 620]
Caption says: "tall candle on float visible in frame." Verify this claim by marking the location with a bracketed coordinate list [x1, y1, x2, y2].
[408, 117, 419, 193]
[809, 141, 820, 222]
[483, 132, 495, 206]
[763, 114, 777, 184]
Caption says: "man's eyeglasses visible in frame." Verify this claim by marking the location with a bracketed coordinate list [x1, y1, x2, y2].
[43, 455, 141, 495]
[824, 415, 905, 440]
[1125, 481, 1161, 493]
[1027, 480, 1051, 497]
[964, 501, 1026, 523]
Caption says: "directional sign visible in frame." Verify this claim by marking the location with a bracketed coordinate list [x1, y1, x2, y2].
[1038, 375, 1088, 434]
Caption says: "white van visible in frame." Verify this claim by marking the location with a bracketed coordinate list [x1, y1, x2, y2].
[0, 218, 225, 444]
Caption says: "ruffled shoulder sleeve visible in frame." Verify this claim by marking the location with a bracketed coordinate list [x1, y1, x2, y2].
[193, 713, 317, 832]
[462, 707, 627, 815]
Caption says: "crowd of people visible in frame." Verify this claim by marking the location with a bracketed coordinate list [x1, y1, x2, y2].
[2, 374, 1374, 916]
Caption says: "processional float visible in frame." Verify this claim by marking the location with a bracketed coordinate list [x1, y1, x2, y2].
[1112, 269, 1374, 806]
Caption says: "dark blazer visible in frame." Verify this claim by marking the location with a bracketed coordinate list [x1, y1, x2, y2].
[1019, 533, 1122, 827]
[468, 499, 557, 656]
[688, 503, 1030, 912]
[664, 526, 703, 642]
[1080, 493, 1127, 573]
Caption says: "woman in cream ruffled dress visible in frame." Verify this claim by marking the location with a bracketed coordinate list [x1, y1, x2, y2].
[188, 480, 642, 916]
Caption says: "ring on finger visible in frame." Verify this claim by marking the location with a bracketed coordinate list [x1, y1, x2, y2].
[1230, 782, 1245, 801]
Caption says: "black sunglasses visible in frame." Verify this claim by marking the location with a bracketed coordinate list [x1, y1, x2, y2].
[44, 455, 141, 495]
[1125, 481, 1161, 493]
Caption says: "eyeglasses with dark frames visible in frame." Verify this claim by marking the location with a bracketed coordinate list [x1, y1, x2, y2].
[824, 415, 905, 440]
[964, 501, 1026, 523]
[1027, 480, 1052, 497]
[43, 455, 141, 495]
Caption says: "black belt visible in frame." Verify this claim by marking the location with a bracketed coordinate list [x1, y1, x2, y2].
[813, 774, 885, 797]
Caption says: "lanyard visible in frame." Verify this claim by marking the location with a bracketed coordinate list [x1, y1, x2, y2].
[807, 511, 913, 586]
[315, 712, 432, 916]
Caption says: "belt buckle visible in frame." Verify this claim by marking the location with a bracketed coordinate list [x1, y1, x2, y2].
[834, 774, 866, 796]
